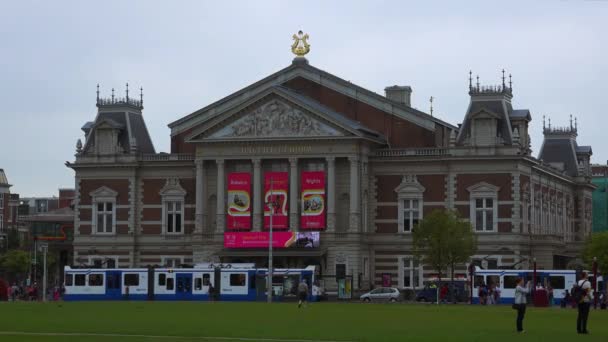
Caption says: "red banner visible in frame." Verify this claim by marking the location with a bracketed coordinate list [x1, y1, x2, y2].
[300, 171, 326, 229]
[224, 232, 320, 248]
[226, 172, 252, 230]
[264, 172, 289, 229]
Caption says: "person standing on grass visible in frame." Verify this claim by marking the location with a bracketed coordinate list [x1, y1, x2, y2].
[297, 279, 309, 308]
[514, 278, 532, 333]
[576, 272, 592, 334]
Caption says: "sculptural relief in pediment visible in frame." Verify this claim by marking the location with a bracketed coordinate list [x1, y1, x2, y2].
[208, 99, 344, 139]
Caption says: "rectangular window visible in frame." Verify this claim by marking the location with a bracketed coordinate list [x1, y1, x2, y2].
[203, 274, 210, 286]
[486, 275, 500, 287]
[195, 278, 202, 290]
[75, 274, 86, 286]
[549, 276, 565, 289]
[0, 193, 3, 209]
[402, 257, 423, 289]
[65, 274, 73, 286]
[503, 276, 519, 289]
[402, 199, 421, 232]
[474, 275, 485, 287]
[474, 198, 495, 231]
[230, 273, 246, 286]
[163, 258, 182, 268]
[124, 274, 139, 286]
[88, 274, 104, 286]
[95, 202, 114, 234]
[165, 201, 184, 234]
[158, 274, 166, 286]
[166, 278, 174, 290]
[0, 214, 3, 231]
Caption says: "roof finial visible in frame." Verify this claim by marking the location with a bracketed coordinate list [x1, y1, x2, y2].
[476, 75, 480, 90]
[509, 74, 512, 91]
[140, 87, 143, 105]
[575, 117, 578, 131]
[502, 69, 506, 90]
[429, 96, 434, 116]
[469, 70, 473, 90]
[570, 114, 573, 129]
[548, 117, 551, 129]
[126, 82, 129, 101]
[543, 115, 546, 130]
[96, 84, 100, 102]
[111, 88, 115, 103]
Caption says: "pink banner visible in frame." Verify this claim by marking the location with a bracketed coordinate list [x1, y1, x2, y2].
[224, 232, 320, 249]
[227, 172, 252, 230]
[300, 171, 326, 229]
[264, 172, 289, 229]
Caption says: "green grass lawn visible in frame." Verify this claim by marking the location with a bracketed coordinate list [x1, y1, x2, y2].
[0, 301, 606, 341]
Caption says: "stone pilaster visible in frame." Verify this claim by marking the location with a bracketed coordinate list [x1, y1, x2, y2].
[252, 158, 262, 231]
[195, 160, 204, 234]
[289, 157, 298, 231]
[349, 156, 360, 232]
[326, 157, 336, 232]
[511, 172, 521, 233]
[215, 159, 225, 233]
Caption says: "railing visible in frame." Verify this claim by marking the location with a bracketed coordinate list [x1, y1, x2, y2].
[372, 148, 450, 158]
[140, 154, 194, 161]
[97, 97, 143, 108]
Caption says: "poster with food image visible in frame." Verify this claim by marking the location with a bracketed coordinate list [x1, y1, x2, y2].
[226, 172, 252, 230]
[300, 171, 325, 229]
[264, 172, 289, 229]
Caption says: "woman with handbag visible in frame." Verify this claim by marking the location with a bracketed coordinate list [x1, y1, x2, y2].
[514, 278, 532, 333]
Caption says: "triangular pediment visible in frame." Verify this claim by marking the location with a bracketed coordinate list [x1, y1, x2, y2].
[90, 186, 118, 199]
[394, 175, 426, 196]
[470, 108, 501, 120]
[160, 178, 187, 197]
[467, 182, 500, 193]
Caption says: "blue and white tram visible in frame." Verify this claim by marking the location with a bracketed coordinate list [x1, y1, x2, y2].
[63, 264, 319, 302]
[472, 267, 576, 305]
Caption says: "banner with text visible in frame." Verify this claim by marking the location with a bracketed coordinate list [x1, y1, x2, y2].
[227, 172, 252, 230]
[224, 231, 320, 248]
[264, 171, 289, 229]
[300, 171, 326, 229]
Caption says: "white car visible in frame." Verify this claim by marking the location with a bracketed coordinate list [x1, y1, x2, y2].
[360, 287, 401, 302]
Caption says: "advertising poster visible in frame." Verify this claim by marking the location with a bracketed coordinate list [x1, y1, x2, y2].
[264, 171, 289, 229]
[300, 171, 326, 229]
[226, 172, 252, 230]
[223, 231, 320, 248]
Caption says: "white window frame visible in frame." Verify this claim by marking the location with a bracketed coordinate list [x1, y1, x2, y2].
[161, 256, 184, 267]
[0, 214, 3, 232]
[394, 175, 425, 234]
[90, 186, 118, 235]
[88, 256, 120, 268]
[164, 200, 184, 234]
[0, 193, 4, 209]
[399, 256, 423, 289]
[160, 178, 187, 236]
[467, 182, 499, 233]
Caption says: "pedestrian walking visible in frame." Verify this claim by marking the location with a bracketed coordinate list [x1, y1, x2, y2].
[514, 278, 532, 333]
[297, 279, 309, 308]
[575, 272, 592, 334]
[208, 283, 215, 302]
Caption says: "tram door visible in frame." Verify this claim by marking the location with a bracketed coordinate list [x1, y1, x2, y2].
[175, 273, 193, 300]
[106, 271, 121, 299]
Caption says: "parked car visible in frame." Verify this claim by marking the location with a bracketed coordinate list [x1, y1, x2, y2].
[360, 287, 401, 302]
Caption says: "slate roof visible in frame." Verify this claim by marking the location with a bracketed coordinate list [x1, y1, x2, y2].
[82, 111, 155, 154]
[510, 109, 531, 120]
[457, 98, 514, 145]
[576, 146, 592, 154]
[0, 168, 10, 187]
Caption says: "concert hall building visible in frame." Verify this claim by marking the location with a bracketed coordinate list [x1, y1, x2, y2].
[67, 44, 594, 291]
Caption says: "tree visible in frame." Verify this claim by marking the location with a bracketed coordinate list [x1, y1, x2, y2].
[582, 231, 608, 275]
[412, 209, 477, 285]
[0, 249, 31, 280]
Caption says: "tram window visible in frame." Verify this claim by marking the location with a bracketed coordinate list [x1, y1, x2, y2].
[75, 274, 86, 286]
[230, 273, 246, 286]
[89, 274, 104, 286]
[202, 274, 210, 286]
[124, 274, 139, 286]
[195, 278, 202, 290]
[158, 274, 166, 286]
[166, 278, 174, 290]
[503, 276, 518, 289]
[486, 276, 500, 287]
[65, 274, 73, 286]
[549, 276, 565, 289]
[474, 275, 484, 287]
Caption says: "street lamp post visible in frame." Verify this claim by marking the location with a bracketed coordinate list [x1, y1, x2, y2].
[532, 258, 537, 305]
[267, 177, 274, 303]
[41, 243, 48, 302]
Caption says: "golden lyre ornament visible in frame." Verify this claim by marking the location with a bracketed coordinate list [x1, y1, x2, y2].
[291, 30, 310, 57]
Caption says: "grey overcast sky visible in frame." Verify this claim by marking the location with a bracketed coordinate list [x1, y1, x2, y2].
[1, 0, 607, 196]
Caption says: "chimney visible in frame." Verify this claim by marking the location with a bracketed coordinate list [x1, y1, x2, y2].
[384, 85, 412, 107]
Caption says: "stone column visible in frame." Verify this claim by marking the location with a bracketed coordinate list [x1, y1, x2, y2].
[289, 158, 298, 231]
[326, 157, 336, 231]
[215, 159, 225, 233]
[252, 158, 262, 231]
[349, 156, 360, 231]
[195, 160, 205, 233]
